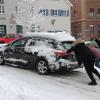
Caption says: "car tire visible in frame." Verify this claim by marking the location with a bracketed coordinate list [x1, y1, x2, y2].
[0, 53, 5, 65]
[37, 59, 50, 75]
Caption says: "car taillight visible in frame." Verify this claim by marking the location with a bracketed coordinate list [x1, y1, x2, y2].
[54, 51, 66, 57]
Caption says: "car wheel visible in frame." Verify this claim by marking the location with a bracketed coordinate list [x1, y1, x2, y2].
[37, 59, 49, 75]
[0, 53, 4, 65]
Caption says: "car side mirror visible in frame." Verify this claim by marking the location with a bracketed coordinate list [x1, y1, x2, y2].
[6, 43, 12, 48]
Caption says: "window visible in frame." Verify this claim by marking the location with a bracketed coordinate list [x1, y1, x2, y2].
[38, 9, 69, 17]
[0, 25, 6, 36]
[37, 26, 40, 32]
[0, 0, 5, 14]
[67, 10, 69, 16]
[31, 24, 35, 32]
[38, 9, 49, 16]
[90, 25, 94, 33]
[58, 10, 65, 16]
[16, 25, 23, 33]
[74, 10, 76, 16]
[97, 25, 100, 33]
[97, 8, 100, 16]
[0, 5, 5, 14]
[11, 38, 28, 47]
[50, 9, 58, 16]
[62, 42, 73, 49]
[90, 8, 94, 16]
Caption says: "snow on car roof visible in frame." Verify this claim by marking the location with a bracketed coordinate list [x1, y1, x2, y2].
[85, 41, 91, 45]
[25, 31, 76, 42]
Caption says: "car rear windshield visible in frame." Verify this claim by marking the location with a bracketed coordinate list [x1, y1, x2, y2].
[61, 41, 73, 49]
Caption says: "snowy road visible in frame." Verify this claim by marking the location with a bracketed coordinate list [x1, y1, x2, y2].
[0, 65, 100, 100]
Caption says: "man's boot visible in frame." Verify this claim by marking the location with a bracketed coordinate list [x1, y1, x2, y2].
[88, 80, 97, 85]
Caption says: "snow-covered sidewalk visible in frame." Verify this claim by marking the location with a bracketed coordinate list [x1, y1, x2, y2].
[0, 65, 100, 100]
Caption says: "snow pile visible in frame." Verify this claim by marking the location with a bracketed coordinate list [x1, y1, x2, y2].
[0, 43, 7, 47]
[0, 43, 7, 51]
[24, 31, 76, 42]
[25, 43, 61, 70]
[53, 31, 76, 41]
[25, 40, 78, 71]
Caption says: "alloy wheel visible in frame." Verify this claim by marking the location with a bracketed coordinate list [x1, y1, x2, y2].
[37, 60, 49, 74]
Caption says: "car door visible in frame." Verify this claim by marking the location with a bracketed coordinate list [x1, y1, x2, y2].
[24, 39, 39, 67]
[4, 38, 28, 65]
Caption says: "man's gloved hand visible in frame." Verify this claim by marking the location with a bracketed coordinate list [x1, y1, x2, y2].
[79, 63, 84, 68]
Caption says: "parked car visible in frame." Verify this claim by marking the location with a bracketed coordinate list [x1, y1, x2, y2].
[0, 32, 79, 74]
[0, 34, 23, 44]
[85, 41, 100, 68]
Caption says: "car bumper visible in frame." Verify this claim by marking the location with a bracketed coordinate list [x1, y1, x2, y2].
[59, 60, 79, 69]
[48, 58, 79, 72]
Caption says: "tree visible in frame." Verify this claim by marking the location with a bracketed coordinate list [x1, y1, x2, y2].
[16, 0, 41, 32]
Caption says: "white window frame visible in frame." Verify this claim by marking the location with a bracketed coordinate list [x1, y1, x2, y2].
[90, 25, 94, 33]
[0, 25, 6, 35]
[0, 5, 5, 14]
[90, 8, 94, 17]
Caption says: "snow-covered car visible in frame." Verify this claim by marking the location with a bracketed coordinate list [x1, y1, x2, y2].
[0, 32, 79, 74]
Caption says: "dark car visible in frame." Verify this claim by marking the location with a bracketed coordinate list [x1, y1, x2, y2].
[0, 32, 79, 74]
[0, 34, 23, 44]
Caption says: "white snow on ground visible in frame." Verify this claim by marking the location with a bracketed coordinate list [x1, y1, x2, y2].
[0, 65, 100, 100]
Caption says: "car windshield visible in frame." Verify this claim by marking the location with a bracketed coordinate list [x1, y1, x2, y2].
[61, 41, 73, 49]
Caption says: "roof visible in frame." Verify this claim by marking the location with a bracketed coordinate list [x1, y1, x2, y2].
[24, 32, 76, 42]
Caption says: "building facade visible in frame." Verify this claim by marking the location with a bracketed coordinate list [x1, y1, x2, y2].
[0, 0, 72, 35]
[31, 0, 72, 33]
[70, 0, 100, 39]
[0, 0, 17, 36]
[17, 0, 72, 34]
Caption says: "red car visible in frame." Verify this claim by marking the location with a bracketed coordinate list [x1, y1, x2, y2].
[0, 34, 23, 44]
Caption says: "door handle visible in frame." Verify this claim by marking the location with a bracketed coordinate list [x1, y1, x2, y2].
[34, 52, 38, 55]
[28, 48, 32, 52]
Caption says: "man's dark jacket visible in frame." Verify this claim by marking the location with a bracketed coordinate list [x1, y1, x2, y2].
[67, 43, 96, 66]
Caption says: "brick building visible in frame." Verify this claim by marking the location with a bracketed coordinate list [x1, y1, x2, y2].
[70, 0, 100, 39]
